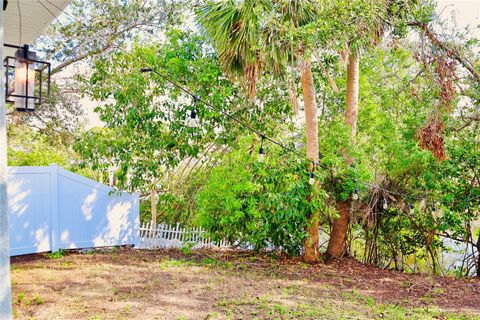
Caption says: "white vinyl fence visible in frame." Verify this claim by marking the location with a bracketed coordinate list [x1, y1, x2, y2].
[8, 165, 140, 256]
[138, 222, 229, 249]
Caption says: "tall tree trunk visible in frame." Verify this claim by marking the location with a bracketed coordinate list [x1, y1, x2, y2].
[326, 51, 359, 259]
[301, 58, 319, 263]
[344, 52, 359, 141]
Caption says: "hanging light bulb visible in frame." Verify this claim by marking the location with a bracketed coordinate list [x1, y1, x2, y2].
[409, 204, 414, 214]
[108, 167, 116, 186]
[188, 109, 199, 128]
[383, 198, 388, 210]
[258, 136, 265, 162]
[126, 171, 133, 187]
[352, 179, 358, 200]
[188, 95, 200, 127]
[353, 188, 359, 201]
[309, 171, 315, 185]
[258, 147, 265, 162]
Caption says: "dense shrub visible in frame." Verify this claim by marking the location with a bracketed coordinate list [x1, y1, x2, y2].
[196, 137, 330, 255]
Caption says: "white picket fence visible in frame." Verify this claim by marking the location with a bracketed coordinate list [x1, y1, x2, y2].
[137, 222, 230, 249]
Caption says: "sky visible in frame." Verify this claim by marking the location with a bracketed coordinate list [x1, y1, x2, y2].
[81, 1, 480, 129]
[437, 0, 480, 34]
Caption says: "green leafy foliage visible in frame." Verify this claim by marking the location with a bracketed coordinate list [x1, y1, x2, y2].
[8, 125, 71, 167]
[196, 136, 330, 254]
[63, 0, 480, 274]
[75, 30, 239, 194]
[76, 29, 295, 223]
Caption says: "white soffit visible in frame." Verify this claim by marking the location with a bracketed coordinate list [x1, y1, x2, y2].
[4, 0, 71, 55]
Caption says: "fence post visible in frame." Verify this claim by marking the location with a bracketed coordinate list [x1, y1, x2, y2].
[132, 192, 140, 247]
[49, 164, 60, 252]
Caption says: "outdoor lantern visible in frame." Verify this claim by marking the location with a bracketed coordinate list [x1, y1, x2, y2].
[4, 44, 51, 112]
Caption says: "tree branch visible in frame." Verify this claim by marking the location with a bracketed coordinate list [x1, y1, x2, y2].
[408, 22, 480, 83]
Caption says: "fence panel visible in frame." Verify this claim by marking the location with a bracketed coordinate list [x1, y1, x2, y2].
[137, 222, 230, 249]
[8, 165, 140, 256]
[8, 167, 52, 256]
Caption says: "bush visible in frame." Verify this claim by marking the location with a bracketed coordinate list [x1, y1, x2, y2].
[196, 137, 328, 255]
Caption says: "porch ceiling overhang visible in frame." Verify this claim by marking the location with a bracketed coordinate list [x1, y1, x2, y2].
[4, 0, 71, 56]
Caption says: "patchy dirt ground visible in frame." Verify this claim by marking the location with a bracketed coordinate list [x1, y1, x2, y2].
[10, 248, 480, 319]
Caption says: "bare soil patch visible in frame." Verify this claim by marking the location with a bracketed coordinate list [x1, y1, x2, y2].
[10, 248, 480, 319]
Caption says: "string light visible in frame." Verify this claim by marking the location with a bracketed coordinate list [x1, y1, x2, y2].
[188, 110, 198, 127]
[309, 171, 315, 185]
[258, 135, 265, 162]
[139, 67, 480, 214]
[352, 179, 359, 200]
[188, 96, 199, 128]
[308, 161, 318, 185]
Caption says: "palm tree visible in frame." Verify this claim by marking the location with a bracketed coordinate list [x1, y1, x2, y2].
[196, 0, 322, 263]
[196, 0, 270, 99]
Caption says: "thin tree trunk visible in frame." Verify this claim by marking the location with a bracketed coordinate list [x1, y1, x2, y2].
[151, 189, 158, 226]
[326, 51, 359, 259]
[246, 65, 257, 100]
[476, 236, 480, 277]
[288, 80, 299, 116]
[300, 58, 319, 263]
[325, 68, 339, 94]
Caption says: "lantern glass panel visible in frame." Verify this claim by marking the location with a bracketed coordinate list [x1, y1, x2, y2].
[14, 61, 36, 111]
